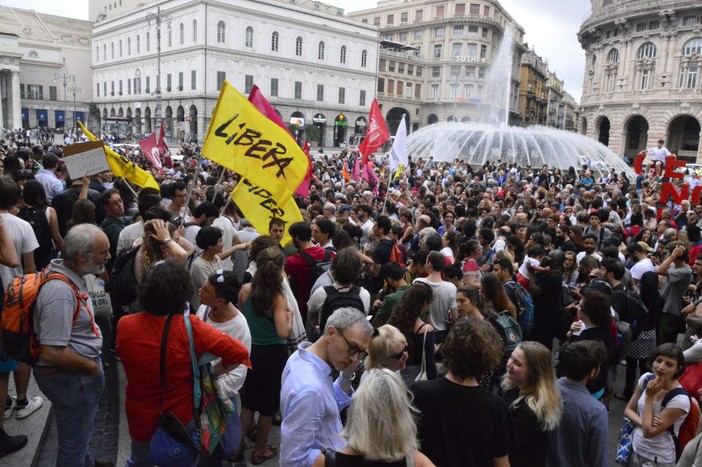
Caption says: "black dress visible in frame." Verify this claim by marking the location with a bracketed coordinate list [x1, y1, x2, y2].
[502, 387, 547, 467]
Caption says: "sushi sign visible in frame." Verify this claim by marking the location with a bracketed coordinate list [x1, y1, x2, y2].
[634, 152, 700, 203]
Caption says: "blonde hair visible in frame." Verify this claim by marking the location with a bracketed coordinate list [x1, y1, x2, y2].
[501, 342, 561, 431]
[364, 325, 407, 370]
[140, 219, 177, 276]
[342, 369, 419, 461]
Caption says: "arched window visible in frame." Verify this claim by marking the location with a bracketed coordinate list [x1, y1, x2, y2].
[136, 35, 140, 53]
[192, 20, 197, 42]
[217, 21, 225, 43]
[318, 41, 325, 60]
[607, 48, 619, 63]
[340, 45, 346, 64]
[245, 26, 253, 47]
[119, 40, 123, 57]
[296, 36, 303, 56]
[179, 23, 184, 45]
[127, 37, 131, 55]
[637, 42, 657, 59]
[146, 32, 150, 51]
[271, 31, 279, 52]
[361, 49, 368, 67]
[683, 38, 702, 55]
[168, 29, 172, 47]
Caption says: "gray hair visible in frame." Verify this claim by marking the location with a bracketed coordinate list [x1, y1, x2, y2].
[61, 223, 103, 262]
[325, 307, 373, 337]
[342, 368, 419, 461]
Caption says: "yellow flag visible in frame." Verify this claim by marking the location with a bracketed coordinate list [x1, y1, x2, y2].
[202, 81, 307, 201]
[231, 178, 302, 246]
[394, 163, 404, 180]
[77, 121, 160, 190]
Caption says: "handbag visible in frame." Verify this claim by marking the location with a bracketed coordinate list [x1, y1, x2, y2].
[679, 362, 702, 402]
[84, 274, 112, 318]
[149, 314, 199, 467]
[415, 329, 428, 382]
[615, 417, 635, 465]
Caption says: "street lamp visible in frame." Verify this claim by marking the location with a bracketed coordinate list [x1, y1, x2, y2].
[55, 67, 74, 132]
[67, 83, 81, 132]
[146, 5, 172, 138]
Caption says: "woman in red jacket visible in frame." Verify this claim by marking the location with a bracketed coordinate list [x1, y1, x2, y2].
[117, 261, 251, 466]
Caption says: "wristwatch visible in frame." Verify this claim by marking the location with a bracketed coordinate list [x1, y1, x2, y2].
[339, 372, 355, 382]
[163, 238, 174, 245]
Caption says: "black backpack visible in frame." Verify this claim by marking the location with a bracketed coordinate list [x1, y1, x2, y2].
[17, 206, 54, 269]
[110, 246, 140, 307]
[613, 288, 649, 340]
[319, 285, 364, 331]
[300, 250, 332, 287]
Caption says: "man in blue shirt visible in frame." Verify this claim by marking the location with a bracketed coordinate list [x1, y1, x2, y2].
[547, 340, 608, 467]
[280, 308, 373, 467]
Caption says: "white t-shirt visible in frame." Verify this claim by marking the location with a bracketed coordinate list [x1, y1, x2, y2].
[116, 220, 144, 256]
[413, 277, 457, 332]
[632, 373, 689, 464]
[649, 146, 671, 162]
[0, 213, 39, 293]
[307, 282, 371, 321]
[195, 305, 251, 399]
[631, 258, 656, 281]
[212, 216, 237, 270]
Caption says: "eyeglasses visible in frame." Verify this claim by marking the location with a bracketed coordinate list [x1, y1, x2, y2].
[110, 199, 124, 205]
[336, 327, 367, 360]
[390, 346, 409, 360]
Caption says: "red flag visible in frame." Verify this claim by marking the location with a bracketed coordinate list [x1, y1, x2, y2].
[247, 85, 313, 196]
[139, 132, 162, 169]
[158, 123, 172, 168]
[358, 99, 390, 165]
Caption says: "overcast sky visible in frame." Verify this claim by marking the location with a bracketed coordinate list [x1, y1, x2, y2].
[2, 0, 591, 99]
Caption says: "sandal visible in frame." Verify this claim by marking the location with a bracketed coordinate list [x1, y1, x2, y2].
[228, 442, 245, 463]
[251, 445, 278, 465]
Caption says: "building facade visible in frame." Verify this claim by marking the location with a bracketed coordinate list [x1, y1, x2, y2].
[348, 0, 525, 132]
[0, 7, 93, 131]
[578, 0, 702, 162]
[91, 0, 378, 147]
[518, 47, 548, 126]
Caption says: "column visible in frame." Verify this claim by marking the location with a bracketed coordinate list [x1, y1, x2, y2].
[0, 72, 5, 130]
[11, 71, 21, 130]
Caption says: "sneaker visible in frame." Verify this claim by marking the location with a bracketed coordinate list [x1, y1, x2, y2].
[0, 432, 28, 458]
[15, 397, 43, 419]
[3, 397, 15, 420]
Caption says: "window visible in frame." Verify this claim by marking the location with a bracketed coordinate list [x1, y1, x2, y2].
[415, 10, 423, 22]
[482, 28, 488, 38]
[318, 41, 325, 60]
[396, 81, 403, 96]
[468, 26, 479, 36]
[385, 33, 394, 41]
[407, 64, 414, 75]
[317, 84, 324, 101]
[147, 32, 150, 51]
[483, 6, 490, 17]
[649, 20, 660, 29]
[103, 44, 106, 60]
[27, 84, 42, 100]
[607, 48, 619, 63]
[191, 70, 196, 90]
[432, 66, 441, 77]
[680, 63, 698, 88]
[96, 47, 99, 62]
[373, 17, 380, 26]
[361, 50, 367, 67]
[450, 83, 457, 98]
[111, 81, 114, 95]
[128, 79, 131, 95]
[145, 77, 150, 93]
[480, 44, 487, 59]
[478, 67, 485, 78]
[455, 3, 465, 16]
[431, 84, 439, 97]
[111, 42, 114, 59]
[464, 83, 473, 97]
[296, 37, 303, 56]
[469, 3, 480, 15]
[606, 73, 615, 92]
[640, 68, 650, 90]
[387, 14, 394, 25]
[217, 21, 225, 43]
[178, 72, 183, 90]
[466, 43, 477, 57]
[245, 27, 253, 47]
[398, 63, 405, 73]
[684, 16, 700, 26]
[434, 27, 444, 38]
[436, 5, 444, 18]
[450, 65, 460, 79]
[119, 40, 122, 57]
[137, 35, 140, 53]
[477, 84, 483, 97]
[637, 42, 657, 59]
[179, 23, 184, 44]
[359, 89, 366, 106]
[415, 83, 421, 98]
[166, 74, 171, 91]
[388, 61, 396, 72]
[103, 82, 107, 96]
[452, 43, 462, 57]
[454, 26, 464, 36]
[216, 71, 226, 90]
[414, 30, 422, 40]
[193, 20, 197, 41]
[168, 29, 172, 47]
[416, 66, 423, 77]
[96, 83, 100, 97]
[49, 86, 57, 101]
[400, 32, 408, 42]
[636, 23, 648, 32]
[434, 44, 442, 58]
[377, 78, 384, 93]
[338, 87, 345, 104]
[465, 67, 475, 78]
[378, 59, 386, 71]
[127, 37, 131, 55]
[272, 32, 279, 51]
[270, 78, 278, 97]
[294, 81, 302, 99]
[683, 38, 702, 55]
[245, 74, 254, 93]
[388, 80, 394, 94]
[340, 45, 346, 63]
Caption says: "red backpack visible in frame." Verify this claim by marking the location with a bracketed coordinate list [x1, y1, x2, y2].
[389, 242, 406, 268]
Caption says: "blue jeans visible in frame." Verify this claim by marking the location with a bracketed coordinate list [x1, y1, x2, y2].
[34, 363, 105, 467]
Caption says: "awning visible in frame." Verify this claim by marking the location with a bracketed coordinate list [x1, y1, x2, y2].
[21, 108, 28, 121]
[36, 109, 48, 122]
[55, 110, 65, 123]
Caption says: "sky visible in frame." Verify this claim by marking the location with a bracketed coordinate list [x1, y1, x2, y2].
[1, 0, 592, 100]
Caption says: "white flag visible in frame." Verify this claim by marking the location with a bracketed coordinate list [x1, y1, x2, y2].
[388, 115, 408, 174]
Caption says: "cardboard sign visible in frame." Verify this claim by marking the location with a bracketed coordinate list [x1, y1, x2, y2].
[62, 141, 110, 179]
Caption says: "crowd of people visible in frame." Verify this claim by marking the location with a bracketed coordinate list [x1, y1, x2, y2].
[2, 130, 702, 467]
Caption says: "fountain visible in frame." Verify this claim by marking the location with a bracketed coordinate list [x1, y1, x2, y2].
[407, 26, 635, 178]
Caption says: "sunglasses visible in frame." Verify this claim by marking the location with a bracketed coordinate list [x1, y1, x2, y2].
[390, 346, 409, 360]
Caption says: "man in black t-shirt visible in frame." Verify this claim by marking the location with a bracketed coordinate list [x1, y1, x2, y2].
[368, 216, 393, 296]
[530, 250, 565, 350]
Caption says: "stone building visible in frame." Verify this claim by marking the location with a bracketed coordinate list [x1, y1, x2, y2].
[91, 0, 378, 147]
[348, 0, 526, 131]
[0, 6, 93, 131]
[578, 0, 702, 162]
[518, 47, 548, 126]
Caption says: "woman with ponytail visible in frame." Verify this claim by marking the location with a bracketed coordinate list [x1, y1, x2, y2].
[237, 246, 292, 464]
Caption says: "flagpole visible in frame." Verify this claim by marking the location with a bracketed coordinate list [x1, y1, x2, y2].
[211, 167, 227, 202]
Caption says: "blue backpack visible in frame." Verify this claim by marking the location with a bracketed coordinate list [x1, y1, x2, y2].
[505, 280, 534, 336]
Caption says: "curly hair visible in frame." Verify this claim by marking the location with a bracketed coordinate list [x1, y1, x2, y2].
[250, 246, 285, 317]
[140, 219, 177, 277]
[441, 317, 503, 380]
[138, 261, 194, 316]
[387, 283, 432, 360]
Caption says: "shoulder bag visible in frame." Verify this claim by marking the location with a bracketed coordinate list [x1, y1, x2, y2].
[415, 329, 428, 382]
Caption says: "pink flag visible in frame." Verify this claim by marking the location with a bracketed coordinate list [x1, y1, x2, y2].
[139, 132, 162, 169]
[351, 152, 362, 182]
[358, 99, 390, 165]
